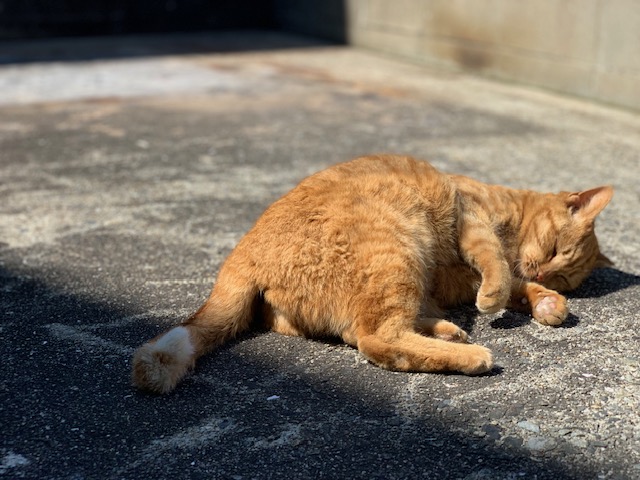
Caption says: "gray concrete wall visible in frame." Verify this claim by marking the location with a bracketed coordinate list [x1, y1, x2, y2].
[275, 0, 640, 110]
[340, 0, 640, 111]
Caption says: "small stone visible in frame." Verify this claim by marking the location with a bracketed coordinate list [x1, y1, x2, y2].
[526, 436, 557, 452]
[481, 424, 502, 441]
[591, 440, 608, 448]
[502, 436, 522, 448]
[517, 420, 540, 433]
[569, 437, 588, 449]
[487, 407, 506, 420]
[554, 440, 576, 455]
[506, 404, 524, 416]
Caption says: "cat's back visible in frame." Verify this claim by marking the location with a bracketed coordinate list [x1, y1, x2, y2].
[245, 155, 458, 253]
[278, 154, 454, 219]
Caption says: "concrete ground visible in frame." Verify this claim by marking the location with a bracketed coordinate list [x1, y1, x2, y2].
[1, 32, 639, 480]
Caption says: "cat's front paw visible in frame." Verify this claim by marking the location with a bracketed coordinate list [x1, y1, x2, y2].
[532, 294, 568, 326]
[476, 282, 510, 314]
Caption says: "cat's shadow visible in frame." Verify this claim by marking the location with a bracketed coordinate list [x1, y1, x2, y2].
[567, 267, 640, 299]
[444, 306, 560, 333]
[490, 311, 579, 330]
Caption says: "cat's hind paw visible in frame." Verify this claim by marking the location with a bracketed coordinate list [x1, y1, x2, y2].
[417, 318, 469, 343]
[458, 344, 493, 375]
[436, 327, 468, 343]
[532, 294, 568, 326]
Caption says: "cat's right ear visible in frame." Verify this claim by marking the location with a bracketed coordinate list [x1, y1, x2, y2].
[566, 185, 614, 221]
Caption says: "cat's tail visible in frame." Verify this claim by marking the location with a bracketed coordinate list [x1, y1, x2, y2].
[131, 265, 258, 394]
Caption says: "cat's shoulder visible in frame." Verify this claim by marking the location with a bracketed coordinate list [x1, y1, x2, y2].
[332, 154, 439, 177]
[296, 155, 441, 192]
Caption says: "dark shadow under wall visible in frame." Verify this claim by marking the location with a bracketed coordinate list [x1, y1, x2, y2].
[0, 30, 333, 65]
[0, 0, 275, 38]
[274, 0, 348, 43]
[0, 0, 347, 42]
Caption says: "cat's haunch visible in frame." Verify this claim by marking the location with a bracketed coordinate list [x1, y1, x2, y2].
[132, 155, 613, 394]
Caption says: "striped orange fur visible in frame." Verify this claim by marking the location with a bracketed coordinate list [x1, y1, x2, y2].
[131, 155, 613, 393]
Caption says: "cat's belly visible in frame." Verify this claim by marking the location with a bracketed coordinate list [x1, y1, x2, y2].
[430, 263, 480, 308]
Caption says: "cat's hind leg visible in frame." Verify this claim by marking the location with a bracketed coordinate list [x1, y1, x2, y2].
[350, 254, 491, 374]
[353, 300, 491, 374]
[415, 317, 468, 343]
[261, 304, 304, 337]
[357, 330, 492, 375]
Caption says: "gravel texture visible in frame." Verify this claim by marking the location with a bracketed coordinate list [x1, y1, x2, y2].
[1, 32, 639, 480]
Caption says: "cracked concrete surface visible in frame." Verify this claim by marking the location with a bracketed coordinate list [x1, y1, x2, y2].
[1, 32, 639, 479]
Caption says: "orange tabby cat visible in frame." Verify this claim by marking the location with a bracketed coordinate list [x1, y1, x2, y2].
[132, 155, 613, 393]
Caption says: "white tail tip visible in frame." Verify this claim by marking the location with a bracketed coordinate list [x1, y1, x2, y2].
[131, 327, 195, 394]
[154, 326, 194, 361]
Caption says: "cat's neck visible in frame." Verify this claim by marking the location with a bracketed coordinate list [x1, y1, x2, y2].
[450, 174, 529, 224]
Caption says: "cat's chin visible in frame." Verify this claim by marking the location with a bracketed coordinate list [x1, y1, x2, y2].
[516, 260, 541, 280]
[515, 271, 535, 283]
[517, 267, 538, 283]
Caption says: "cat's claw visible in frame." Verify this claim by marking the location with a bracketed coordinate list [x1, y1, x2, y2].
[435, 327, 468, 343]
[533, 294, 568, 326]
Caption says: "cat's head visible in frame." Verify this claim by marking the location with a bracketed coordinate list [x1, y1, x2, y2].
[517, 186, 614, 291]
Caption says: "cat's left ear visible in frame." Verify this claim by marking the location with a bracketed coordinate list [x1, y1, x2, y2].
[566, 185, 614, 221]
[595, 252, 614, 268]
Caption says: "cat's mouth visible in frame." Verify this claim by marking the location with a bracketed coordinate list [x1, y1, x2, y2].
[519, 266, 573, 291]
[517, 264, 540, 282]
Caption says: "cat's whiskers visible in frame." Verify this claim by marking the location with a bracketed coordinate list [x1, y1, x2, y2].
[525, 259, 541, 281]
[515, 257, 538, 282]
[512, 258, 524, 275]
[511, 261, 526, 286]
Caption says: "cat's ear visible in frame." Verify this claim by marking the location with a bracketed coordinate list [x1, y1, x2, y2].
[594, 252, 614, 268]
[566, 186, 614, 220]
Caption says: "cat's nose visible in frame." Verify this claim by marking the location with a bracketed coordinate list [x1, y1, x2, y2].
[536, 272, 545, 282]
